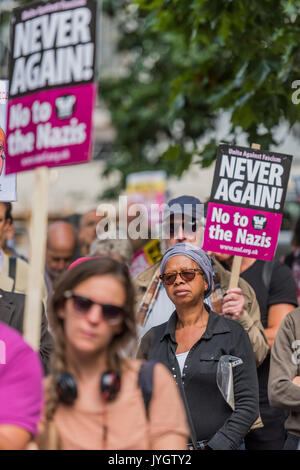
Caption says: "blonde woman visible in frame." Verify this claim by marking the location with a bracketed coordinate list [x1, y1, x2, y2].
[38, 257, 189, 450]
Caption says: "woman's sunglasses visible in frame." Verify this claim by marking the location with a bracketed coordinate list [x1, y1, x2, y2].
[160, 268, 203, 285]
[64, 290, 126, 324]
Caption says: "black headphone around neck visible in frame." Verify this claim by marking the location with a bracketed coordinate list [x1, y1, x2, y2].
[56, 371, 121, 405]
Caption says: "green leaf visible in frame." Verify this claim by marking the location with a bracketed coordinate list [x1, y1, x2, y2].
[162, 145, 181, 161]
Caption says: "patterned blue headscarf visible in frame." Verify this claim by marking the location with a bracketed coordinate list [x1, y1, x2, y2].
[160, 243, 214, 298]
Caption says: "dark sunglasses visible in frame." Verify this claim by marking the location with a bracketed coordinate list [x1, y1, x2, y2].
[160, 269, 203, 285]
[64, 290, 126, 324]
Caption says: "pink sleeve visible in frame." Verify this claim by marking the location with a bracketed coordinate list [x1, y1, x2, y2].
[0, 326, 43, 436]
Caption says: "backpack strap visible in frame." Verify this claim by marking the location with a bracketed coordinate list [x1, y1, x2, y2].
[138, 360, 157, 418]
[262, 259, 276, 293]
[8, 257, 17, 291]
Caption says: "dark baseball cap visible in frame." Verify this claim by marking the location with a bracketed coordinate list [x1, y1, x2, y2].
[162, 195, 204, 222]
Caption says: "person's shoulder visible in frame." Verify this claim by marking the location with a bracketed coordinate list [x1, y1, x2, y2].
[215, 312, 247, 335]
[269, 259, 296, 284]
[134, 261, 161, 285]
[0, 320, 24, 346]
[280, 307, 300, 330]
[0, 321, 41, 364]
[0, 288, 25, 304]
[272, 259, 292, 272]
[141, 321, 169, 342]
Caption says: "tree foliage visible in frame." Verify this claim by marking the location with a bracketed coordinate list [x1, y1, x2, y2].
[100, 0, 300, 196]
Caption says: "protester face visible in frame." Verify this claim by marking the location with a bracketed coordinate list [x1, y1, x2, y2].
[0, 220, 14, 250]
[161, 255, 208, 308]
[165, 215, 204, 249]
[46, 246, 75, 282]
[46, 224, 76, 282]
[58, 275, 126, 355]
[79, 210, 104, 254]
[0, 203, 10, 249]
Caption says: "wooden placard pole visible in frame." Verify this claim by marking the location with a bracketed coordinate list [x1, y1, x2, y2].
[228, 143, 261, 289]
[23, 166, 49, 351]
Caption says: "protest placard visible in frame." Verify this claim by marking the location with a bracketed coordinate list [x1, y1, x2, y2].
[126, 171, 167, 225]
[126, 171, 165, 276]
[4, 0, 99, 350]
[203, 144, 293, 262]
[0, 80, 17, 201]
[5, 0, 98, 174]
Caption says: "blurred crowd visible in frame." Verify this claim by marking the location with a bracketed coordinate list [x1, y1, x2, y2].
[1, 195, 300, 450]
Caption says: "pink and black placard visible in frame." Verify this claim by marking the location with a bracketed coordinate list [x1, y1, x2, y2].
[203, 144, 293, 260]
[5, 0, 98, 173]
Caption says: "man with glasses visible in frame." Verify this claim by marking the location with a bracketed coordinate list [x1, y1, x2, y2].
[134, 195, 269, 369]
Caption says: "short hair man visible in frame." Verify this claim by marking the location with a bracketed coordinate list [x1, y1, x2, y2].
[78, 209, 104, 256]
[45, 221, 77, 287]
[0, 203, 27, 260]
[0, 203, 48, 307]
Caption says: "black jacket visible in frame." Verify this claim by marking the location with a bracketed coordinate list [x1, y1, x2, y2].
[138, 307, 259, 450]
[0, 288, 53, 374]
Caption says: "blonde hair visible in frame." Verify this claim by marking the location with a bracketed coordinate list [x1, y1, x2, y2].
[44, 257, 137, 424]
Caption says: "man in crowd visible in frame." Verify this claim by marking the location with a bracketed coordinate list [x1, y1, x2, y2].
[0, 203, 53, 370]
[0, 203, 27, 260]
[0, 203, 47, 307]
[135, 195, 269, 368]
[214, 251, 298, 449]
[0, 288, 52, 374]
[45, 221, 77, 291]
[78, 208, 104, 256]
[0, 321, 43, 449]
[268, 305, 300, 450]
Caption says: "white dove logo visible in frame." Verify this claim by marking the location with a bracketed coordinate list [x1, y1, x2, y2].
[55, 95, 76, 119]
[252, 215, 267, 230]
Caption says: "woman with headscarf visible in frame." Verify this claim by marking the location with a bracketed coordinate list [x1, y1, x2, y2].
[138, 243, 259, 450]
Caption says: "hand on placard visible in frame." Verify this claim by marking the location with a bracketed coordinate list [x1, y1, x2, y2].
[292, 376, 300, 387]
[221, 287, 245, 321]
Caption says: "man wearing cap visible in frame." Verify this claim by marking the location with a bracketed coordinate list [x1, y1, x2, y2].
[134, 195, 269, 368]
